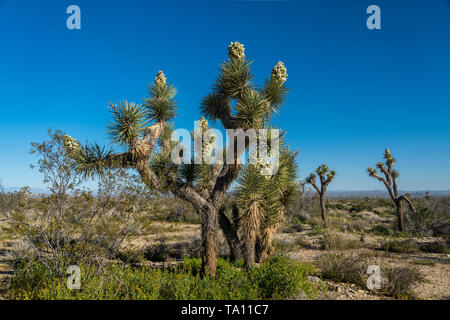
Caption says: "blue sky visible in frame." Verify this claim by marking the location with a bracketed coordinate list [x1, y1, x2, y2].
[0, 0, 449, 191]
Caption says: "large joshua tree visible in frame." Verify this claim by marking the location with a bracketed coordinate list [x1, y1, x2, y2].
[63, 42, 292, 278]
[305, 164, 336, 227]
[367, 148, 416, 231]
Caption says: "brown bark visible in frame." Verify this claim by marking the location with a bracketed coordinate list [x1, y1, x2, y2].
[200, 205, 218, 278]
[218, 208, 243, 261]
[319, 194, 327, 227]
[395, 199, 404, 232]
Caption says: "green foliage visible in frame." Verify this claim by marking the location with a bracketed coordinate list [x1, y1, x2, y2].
[319, 232, 362, 250]
[9, 256, 323, 300]
[235, 89, 267, 129]
[380, 239, 419, 253]
[319, 252, 367, 287]
[73, 143, 113, 179]
[306, 225, 324, 236]
[406, 197, 450, 237]
[107, 102, 147, 146]
[248, 255, 316, 299]
[144, 71, 177, 122]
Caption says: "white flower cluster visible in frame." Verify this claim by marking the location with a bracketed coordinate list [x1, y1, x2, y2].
[198, 117, 216, 163]
[199, 116, 208, 131]
[155, 70, 167, 86]
[249, 148, 273, 178]
[271, 61, 288, 84]
[63, 135, 80, 155]
[228, 41, 245, 60]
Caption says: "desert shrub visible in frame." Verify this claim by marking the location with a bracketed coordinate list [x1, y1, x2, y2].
[380, 239, 419, 253]
[418, 241, 449, 254]
[381, 266, 423, 299]
[326, 202, 348, 211]
[249, 255, 317, 299]
[144, 198, 200, 224]
[319, 232, 361, 250]
[306, 225, 323, 236]
[144, 240, 201, 262]
[370, 224, 393, 236]
[2, 130, 141, 278]
[9, 256, 323, 300]
[318, 252, 366, 287]
[406, 197, 450, 237]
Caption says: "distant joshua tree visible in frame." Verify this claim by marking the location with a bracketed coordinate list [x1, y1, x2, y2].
[367, 148, 416, 232]
[306, 164, 336, 227]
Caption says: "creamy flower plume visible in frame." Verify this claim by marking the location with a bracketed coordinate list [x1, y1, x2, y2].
[154, 70, 167, 86]
[228, 41, 245, 60]
[63, 135, 80, 155]
[271, 61, 288, 84]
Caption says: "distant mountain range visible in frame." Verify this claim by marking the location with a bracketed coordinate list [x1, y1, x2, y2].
[320, 190, 450, 198]
[4, 187, 49, 195]
[4, 187, 450, 198]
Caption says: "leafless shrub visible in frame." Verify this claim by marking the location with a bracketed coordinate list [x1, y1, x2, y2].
[1, 130, 141, 277]
[381, 265, 423, 298]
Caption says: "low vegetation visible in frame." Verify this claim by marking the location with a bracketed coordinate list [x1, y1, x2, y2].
[8, 256, 323, 300]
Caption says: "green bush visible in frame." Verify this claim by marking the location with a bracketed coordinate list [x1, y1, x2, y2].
[319, 232, 361, 251]
[8, 256, 323, 300]
[380, 239, 419, 253]
[248, 255, 316, 299]
[319, 252, 366, 287]
[370, 225, 393, 236]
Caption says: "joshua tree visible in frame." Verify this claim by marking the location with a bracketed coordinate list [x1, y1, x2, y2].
[305, 164, 336, 227]
[235, 147, 298, 267]
[63, 42, 291, 278]
[367, 148, 416, 231]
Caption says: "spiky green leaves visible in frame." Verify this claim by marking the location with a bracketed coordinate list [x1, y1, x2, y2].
[261, 78, 288, 115]
[306, 173, 316, 184]
[368, 149, 399, 181]
[235, 89, 268, 129]
[72, 143, 114, 179]
[144, 71, 177, 122]
[215, 57, 254, 100]
[107, 102, 147, 147]
[391, 169, 399, 179]
[200, 93, 229, 122]
[307, 163, 336, 188]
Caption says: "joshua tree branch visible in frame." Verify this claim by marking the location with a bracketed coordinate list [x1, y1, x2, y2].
[308, 179, 320, 195]
[392, 176, 399, 199]
[398, 194, 416, 214]
[371, 173, 395, 200]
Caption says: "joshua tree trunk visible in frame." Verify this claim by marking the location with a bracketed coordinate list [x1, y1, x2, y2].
[218, 208, 243, 261]
[201, 206, 218, 278]
[395, 199, 404, 232]
[319, 194, 327, 227]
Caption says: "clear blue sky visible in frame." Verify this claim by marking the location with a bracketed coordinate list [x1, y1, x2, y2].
[1, 0, 449, 191]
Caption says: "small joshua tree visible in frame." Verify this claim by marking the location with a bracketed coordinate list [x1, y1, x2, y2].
[306, 164, 336, 227]
[63, 42, 292, 278]
[235, 146, 298, 267]
[367, 148, 416, 232]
